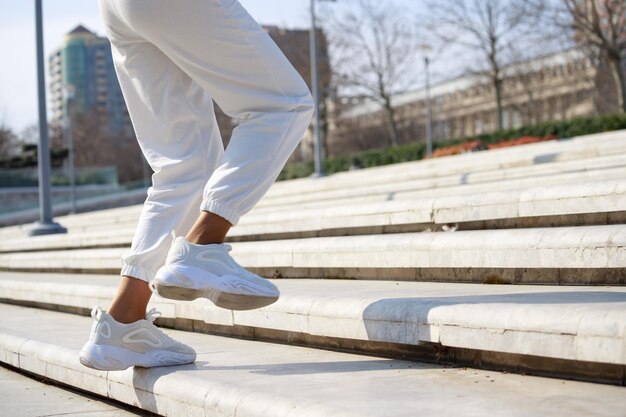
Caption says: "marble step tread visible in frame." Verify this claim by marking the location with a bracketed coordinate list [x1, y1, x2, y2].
[16, 161, 618, 236]
[262, 130, 626, 198]
[2, 180, 624, 253]
[1, 131, 624, 237]
[255, 153, 626, 208]
[0, 272, 624, 368]
[0, 303, 624, 417]
[2, 159, 623, 242]
[0, 188, 148, 229]
[0, 225, 623, 276]
[250, 166, 626, 213]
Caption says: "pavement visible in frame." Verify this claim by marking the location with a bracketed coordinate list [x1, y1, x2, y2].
[0, 365, 145, 416]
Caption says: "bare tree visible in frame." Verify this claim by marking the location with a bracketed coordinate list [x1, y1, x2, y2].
[70, 109, 111, 168]
[46, 108, 145, 183]
[326, 0, 417, 147]
[0, 124, 18, 160]
[504, 43, 561, 126]
[550, 0, 626, 112]
[507, 62, 543, 126]
[19, 123, 41, 146]
[425, 0, 543, 131]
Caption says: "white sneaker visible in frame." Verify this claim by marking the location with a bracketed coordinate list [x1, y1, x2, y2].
[151, 236, 280, 310]
[79, 307, 196, 371]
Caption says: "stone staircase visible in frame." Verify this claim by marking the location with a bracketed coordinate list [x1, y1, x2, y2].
[0, 130, 625, 416]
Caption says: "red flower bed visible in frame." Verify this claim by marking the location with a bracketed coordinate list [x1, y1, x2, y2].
[431, 134, 558, 158]
[432, 139, 484, 158]
[487, 134, 558, 149]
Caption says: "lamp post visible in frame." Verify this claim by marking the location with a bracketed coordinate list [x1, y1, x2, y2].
[29, 0, 66, 236]
[417, 44, 433, 158]
[309, 0, 335, 178]
[424, 56, 433, 158]
[63, 84, 77, 213]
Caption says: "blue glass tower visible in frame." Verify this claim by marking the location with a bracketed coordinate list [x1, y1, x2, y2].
[49, 25, 133, 138]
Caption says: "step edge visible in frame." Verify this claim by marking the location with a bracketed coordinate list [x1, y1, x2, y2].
[0, 281, 623, 366]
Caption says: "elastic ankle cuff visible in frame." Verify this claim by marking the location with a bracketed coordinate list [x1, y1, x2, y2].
[200, 199, 240, 226]
[120, 263, 154, 283]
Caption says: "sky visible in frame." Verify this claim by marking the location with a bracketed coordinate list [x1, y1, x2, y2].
[0, 0, 433, 135]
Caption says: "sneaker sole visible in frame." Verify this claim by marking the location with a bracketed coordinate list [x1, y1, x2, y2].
[79, 341, 195, 371]
[152, 281, 279, 310]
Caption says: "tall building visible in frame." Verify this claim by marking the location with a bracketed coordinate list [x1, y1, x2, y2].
[49, 25, 133, 138]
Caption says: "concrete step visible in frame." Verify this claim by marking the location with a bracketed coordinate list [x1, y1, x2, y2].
[0, 271, 624, 385]
[2, 132, 623, 237]
[4, 164, 622, 243]
[251, 165, 626, 214]
[0, 205, 143, 240]
[0, 225, 624, 284]
[0, 187, 148, 228]
[254, 153, 626, 208]
[3, 149, 623, 245]
[0, 304, 624, 417]
[264, 130, 626, 198]
[3, 180, 624, 253]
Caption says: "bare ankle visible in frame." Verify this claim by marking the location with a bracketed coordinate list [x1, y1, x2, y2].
[185, 211, 232, 245]
[107, 309, 144, 324]
[107, 275, 152, 324]
[185, 234, 224, 245]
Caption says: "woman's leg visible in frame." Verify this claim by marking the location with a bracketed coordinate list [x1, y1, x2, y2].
[131, 0, 314, 309]
[102, 0, 313, 318]
[114, 0, 315, 227]
[98, 0, 227, 322]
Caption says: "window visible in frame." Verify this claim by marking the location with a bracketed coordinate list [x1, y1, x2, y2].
[511, 110, 522, 129]
[502, 109, 510, 130]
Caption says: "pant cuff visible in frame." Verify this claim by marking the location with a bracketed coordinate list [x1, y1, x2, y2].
[200, 199, 240, 226]
[120, 262, 156, 283]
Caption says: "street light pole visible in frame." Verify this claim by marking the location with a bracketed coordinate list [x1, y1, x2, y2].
[29, 0, 66, 236]
[309, 0, 324, 177]
[63, 84, 77, 214]
[424, 56, 433, 158]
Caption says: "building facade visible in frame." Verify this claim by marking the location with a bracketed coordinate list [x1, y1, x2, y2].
[49, 25, 133, 138]
[328, 49, 618, 155]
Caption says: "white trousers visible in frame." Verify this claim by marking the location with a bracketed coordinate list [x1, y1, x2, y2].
[97, 0, 314, 282]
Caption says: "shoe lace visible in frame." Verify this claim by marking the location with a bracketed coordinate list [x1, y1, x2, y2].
[144, 308, 179, 345]
[91, 306, 104, 320]
[145, 307, 162, 322]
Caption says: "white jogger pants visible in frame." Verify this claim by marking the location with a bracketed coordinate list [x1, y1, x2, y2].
[97, 0, 315, 282]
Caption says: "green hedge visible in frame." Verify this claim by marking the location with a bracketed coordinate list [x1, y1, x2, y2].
[277, 113, 626, 181]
